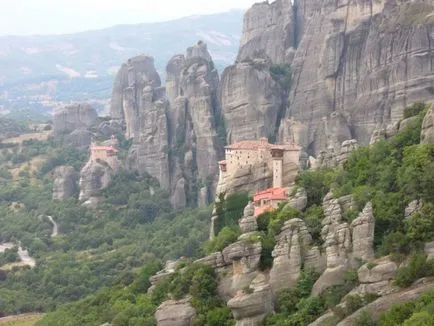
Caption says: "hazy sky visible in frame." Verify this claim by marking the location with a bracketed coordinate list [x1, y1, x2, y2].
[0, 0, 258, 36]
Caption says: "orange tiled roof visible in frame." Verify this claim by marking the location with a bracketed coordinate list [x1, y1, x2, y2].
[225, 139, 270, 150]
[254, 205, 274, 217]
[225, 139, 301, 151]
[253, 187, 288, 202]
[92, 146, 119, 153]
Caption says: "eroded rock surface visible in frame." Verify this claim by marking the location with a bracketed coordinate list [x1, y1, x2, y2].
[79, 157, 121, 205]
[351, 202, 375, 261]
[315, 139, 359, 169]
[280, 1, 434, 154]
[421, 103, 434, 144]
[227, 274, 273, 326]
[155, 299, 196, 326]
[237, 0, 294, 64]
[54, 103, 98, 135]
[52, 166, 77, 200]
[111, 43, 223, 209]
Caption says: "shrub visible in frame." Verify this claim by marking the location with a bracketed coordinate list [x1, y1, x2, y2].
[204, 226, 240, 254]
[356, 311, 376, 326]
[395, 253, 434, 287]
[403, 102, 427, 119]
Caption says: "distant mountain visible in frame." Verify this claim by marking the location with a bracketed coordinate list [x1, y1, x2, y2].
[0, 10, 244, 119]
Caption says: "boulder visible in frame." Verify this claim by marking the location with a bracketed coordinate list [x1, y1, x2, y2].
[227, 274, 273, 326]
[155, 299, 196, 326]
[358, 260, 397, 284]
[425, 241, 434, 261]
[285, 187, 308, 212]
[405, 199, 423, 219]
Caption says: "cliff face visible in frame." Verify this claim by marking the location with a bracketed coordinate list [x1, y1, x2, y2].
[280, 0, 434, 153]
[53, 103, 98, 149]
[221, 0, 434, 155]
[220, 0, 294, 144]
[111, 42, 223, 209]
[237, 0, 295, 64]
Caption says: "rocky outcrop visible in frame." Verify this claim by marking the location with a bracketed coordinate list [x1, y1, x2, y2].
[79, 157, 120, 206]
[166, 41, 223, 209]
[155, 299, 196, 326]
[281, 1, 434, 153]
[336, 278, 434, 326]
[54, 103, 98, 135]
[53, 103, 98, 148]
[425, 241, 434, 261]
[237, 0, 294, 64]
[52, 166, 77, 200]
[111, 43, 223, 209]
[284, 187, 308, 211]
[270, 218, 325, 291]
[227, 274, 273, 326]
[351, 203, 375, 261]
[351, 258, 398, 297]
[315, 139, 359, 169]
[312, 194, 375, 295]
[219, 162, 273, 197]
[421, 103, 434, 144]
[405, 199, 423, 219]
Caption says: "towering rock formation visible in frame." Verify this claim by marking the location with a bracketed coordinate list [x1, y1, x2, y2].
[280, 0, 434, 153]
[110, 42, 223, 209]
[53, 103, 98, 148]
[166, 41, 223, 209]
[219, 0, 434, 155]
[220, 0, 294, 145]
[237, 0, 295, 64]
[53, 103, 98, 135]
[52, 166, 78, 200]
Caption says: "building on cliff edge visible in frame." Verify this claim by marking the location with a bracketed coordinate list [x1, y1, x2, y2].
[217, 137, 301, 214]
[89, 136, 119, 169]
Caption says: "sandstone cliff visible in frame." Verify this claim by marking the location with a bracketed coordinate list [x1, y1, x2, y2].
[52, 166, 78, 200]
[53, 103, 98, 149]
[111, 43, 223, 209]
[280, 0, 434, 154]
[220, 0, 434, 155]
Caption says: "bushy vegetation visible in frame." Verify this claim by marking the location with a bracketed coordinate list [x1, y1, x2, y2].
[270, 64, 292, 91]
[39, 263, 234, 326]
[0, 137, 213, 317]
[295, 107, 434, 254]
[394, 253, 434, 287]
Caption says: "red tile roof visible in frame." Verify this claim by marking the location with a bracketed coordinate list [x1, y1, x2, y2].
[254, 205, 274, 217]
[92, 146, 119, 153]
[253, 187, 288, 202]
[225, 139, 301, 151]
[225, 139, 270, 150]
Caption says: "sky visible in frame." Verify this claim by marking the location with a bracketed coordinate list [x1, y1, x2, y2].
[0, 0, 258, 36]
